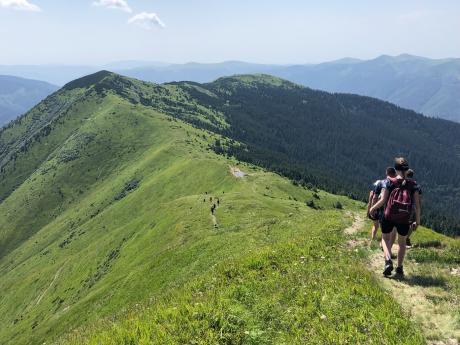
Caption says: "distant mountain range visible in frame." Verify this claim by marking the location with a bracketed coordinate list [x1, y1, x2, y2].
[273, 54, 460, 123]
[1, 54, 460, 122]
[0, 75, 58, 126]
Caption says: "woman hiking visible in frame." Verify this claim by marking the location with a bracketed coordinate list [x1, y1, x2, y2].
[367, 167, 396, 244]
[369, 157, 421, 277]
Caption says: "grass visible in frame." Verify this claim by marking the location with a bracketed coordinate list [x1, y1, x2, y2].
[61, 223, 424, 345]
[0, 73, 435, 344]
[354, 221, 460, 343]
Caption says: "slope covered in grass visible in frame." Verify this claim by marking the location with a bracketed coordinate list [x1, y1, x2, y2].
[0, 71, 448, 344]
[0, 72, 365, 344]
[60, 216, 426, 345]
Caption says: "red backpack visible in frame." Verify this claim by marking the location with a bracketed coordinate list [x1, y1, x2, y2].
[384, 177, 416, 224]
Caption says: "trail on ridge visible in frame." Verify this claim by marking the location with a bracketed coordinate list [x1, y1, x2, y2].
[344, 212, 459, 345]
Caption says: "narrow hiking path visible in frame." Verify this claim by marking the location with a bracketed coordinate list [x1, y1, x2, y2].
[344, 212, 460, 345]
[211, 212, 218, 228]
[367, 250, 460, 345]
[35, 263, 66, 306]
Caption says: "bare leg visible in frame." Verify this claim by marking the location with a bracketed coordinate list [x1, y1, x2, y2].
[371, 220, 379, 241]
[397, 234, 407, 268]
[381, 232, 393, 261]
[390, 228, 397, 247]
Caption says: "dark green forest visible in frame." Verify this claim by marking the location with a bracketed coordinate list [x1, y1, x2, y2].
[180, 75, 460, 236]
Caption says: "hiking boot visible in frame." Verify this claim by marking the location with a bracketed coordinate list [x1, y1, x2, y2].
[395, 266, 404, 277]
[383, 259, 393, 276]
[406, 238, 412, 248]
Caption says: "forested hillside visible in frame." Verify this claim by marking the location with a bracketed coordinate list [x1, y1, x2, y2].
[61, 72, 460, 235]
[198, 75, 460, 235]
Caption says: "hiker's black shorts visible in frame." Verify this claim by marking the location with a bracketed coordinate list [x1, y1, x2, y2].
[380, 218, 410, 236]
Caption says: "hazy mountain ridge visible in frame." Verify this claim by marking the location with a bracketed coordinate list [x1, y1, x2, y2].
[273, 54, 460, 122]
[0, 75, 58, 126]
[3, 55, 460, 122]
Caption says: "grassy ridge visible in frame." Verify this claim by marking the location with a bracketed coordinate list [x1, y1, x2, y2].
[0, 86, 386, 344]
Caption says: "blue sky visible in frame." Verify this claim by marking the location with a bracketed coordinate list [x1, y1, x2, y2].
[1, 0, 459, 65]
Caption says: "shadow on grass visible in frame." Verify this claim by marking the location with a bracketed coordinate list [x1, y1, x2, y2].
[414, 240, 444, 249]
[404, 275, 447, 288]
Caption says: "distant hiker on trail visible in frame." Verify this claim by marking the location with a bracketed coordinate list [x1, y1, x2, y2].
[405, 169, 422, 248]
[211, 204, 216, 214]
[367, 167, 396, 244]
[217, 198, 220, 206]
[369, 157, 421, 277]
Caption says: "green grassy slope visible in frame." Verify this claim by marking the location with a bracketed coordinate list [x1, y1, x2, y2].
[0, 71, 444, 344]
[0, 74, 353, 344]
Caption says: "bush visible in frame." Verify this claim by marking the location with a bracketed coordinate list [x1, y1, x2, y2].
[306, 200, 316, 209]
[333, 201, 343, 209]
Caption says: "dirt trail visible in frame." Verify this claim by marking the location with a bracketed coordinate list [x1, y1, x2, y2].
[344, 211, 365, 236]
[344, 212, 367, 248]
[211, 213, 218, 228]
[368, 250, 459, 345]
[344, 212, 459, 345]
[35, 263, 66, 306]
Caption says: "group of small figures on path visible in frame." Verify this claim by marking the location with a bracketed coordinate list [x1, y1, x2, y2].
[203, 191, 221, 215]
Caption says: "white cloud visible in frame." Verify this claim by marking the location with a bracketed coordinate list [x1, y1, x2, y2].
[92, 0, 132, 13]
[0, 0, 41, 11]
[128, 12, 165, 30]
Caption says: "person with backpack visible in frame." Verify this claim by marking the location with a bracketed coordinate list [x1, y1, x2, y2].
[367, 167, 396, 244]
[369, 157, 421, 277]
[405, 169, 422, 247]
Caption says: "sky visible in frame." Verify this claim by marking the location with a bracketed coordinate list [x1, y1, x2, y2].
[1, 0, 459, 65]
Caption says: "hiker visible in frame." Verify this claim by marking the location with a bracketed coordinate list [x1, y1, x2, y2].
[217, 198, 220, 206]
[369, 157, 421, 277]
[405, 169, 422, 247]
[367, 167, 396, 243]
